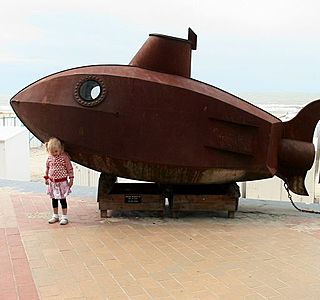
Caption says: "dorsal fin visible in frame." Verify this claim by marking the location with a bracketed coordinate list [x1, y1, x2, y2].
[129, 28, 197, 77]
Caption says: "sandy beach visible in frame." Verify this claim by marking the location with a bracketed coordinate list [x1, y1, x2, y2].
[29, 146, 47, 183]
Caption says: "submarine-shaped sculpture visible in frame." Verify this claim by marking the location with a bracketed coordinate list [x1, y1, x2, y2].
[10, 28, 319, 196]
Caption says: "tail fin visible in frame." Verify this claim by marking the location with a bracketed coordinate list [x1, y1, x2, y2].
[276, 99, 320, 195]
[282, 99, 320, 142]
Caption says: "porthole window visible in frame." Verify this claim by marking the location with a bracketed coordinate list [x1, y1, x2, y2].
[79, 80, 101, 101]
[74, 76, 106, 107]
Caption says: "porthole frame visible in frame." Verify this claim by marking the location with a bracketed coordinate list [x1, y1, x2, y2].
[74, 75, 107, 107]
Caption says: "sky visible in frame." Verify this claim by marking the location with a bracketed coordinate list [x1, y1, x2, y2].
[1, 0, 320, 104]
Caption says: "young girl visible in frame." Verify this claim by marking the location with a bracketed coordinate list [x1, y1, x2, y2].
[44, 137, 74, 225]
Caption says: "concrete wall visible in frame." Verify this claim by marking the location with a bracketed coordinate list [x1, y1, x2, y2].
[71, 164, 150, 187]
[243, 162, 316, 204]
[0, 127, 30, 181]
[72, 162, 100, 187]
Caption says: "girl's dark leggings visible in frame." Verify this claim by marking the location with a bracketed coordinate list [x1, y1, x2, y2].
[52, 198, 67, 209]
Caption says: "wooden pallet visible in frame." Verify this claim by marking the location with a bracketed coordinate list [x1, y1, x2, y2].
[97, 173, 240, 218]
[171, 195, 238, 218]
[170, 183, 240, 218]
[98, 181, 165, 217]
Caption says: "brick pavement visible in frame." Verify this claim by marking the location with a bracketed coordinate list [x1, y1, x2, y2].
[1, 181, 320, 299]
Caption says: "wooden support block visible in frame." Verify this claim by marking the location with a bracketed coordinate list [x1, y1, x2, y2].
[97, 174, 240, 218]
[172, 195, 238, 216]
[98, 180, 165, 217]
[99, 194, 164, 211]
[172, 195, 237, 210]
[170, 183, 240, 218]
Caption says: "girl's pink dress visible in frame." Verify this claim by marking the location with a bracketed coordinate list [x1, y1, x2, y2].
[45, 153, 74, 199]
[47, 181, 71, 199]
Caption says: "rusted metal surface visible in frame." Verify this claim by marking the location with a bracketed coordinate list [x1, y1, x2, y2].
[10, 28, 319, 196]
[130, 28, 196, 77]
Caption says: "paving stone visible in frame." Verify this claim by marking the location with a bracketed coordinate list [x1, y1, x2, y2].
[2, 180, 320, 299]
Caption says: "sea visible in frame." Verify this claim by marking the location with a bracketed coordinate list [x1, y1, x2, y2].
[239, 91, 320, 121]
[2, 92, 320, 121]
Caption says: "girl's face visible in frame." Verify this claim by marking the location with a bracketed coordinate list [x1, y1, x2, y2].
[50, 147, 61, 156]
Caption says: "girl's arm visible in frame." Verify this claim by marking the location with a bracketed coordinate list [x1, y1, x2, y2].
[64, 153, 74, 186]
[44, 158, 49, 185]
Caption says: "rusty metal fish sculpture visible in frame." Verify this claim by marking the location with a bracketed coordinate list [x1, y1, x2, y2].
[10, 28, 318, 196]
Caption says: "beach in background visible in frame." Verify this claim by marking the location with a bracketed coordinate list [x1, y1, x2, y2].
[30, 146, 47, 182]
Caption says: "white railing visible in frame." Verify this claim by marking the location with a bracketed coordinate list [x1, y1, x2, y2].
[72, 162, 100, 188]
[0, 114, 42, 148]
[0, 115, 24, 127]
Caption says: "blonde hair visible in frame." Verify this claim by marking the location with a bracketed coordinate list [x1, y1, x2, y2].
[45, 137, 64, 155]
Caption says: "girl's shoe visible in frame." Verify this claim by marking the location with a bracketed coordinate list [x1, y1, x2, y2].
[60, 218, 68, 225]
[48, 216, 59, 224]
